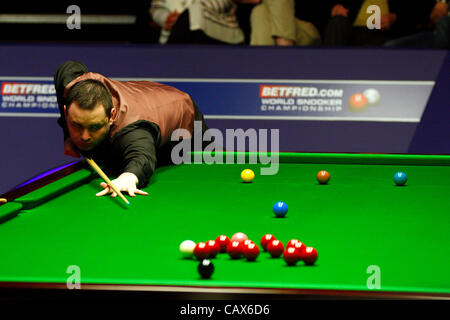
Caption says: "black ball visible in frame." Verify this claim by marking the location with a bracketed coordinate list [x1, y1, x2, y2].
[198, 259, 214, 279]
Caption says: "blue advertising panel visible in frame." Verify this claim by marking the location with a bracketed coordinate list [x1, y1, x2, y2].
[0, 78, 434, 124]
[0, 79, 58, 116]
[157, 80, 434, 122]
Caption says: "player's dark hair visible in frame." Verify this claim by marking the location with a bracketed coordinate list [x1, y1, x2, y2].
[66, 79, 113, 117]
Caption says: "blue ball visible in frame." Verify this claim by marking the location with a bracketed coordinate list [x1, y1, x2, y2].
[393, 172, 407, 186]
[273, 201, 288, 217]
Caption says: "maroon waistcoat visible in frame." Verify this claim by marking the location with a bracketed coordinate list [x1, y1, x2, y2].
[64, 72, 195, 146]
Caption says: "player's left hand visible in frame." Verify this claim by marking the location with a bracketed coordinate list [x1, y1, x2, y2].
[96, 172, 149, 198]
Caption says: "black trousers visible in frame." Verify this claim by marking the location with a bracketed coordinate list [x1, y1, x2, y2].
[323, 15, 392, 46]
[167, 10, 227, 45]
[385, 16, 450, 49]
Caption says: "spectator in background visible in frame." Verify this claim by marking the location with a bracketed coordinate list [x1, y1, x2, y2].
[248, 0, 324, 46]
[150, 0, 188, 44]
[323, 0, 441, 46]
[150, 0, 245, 44]
[385, 1, 449, 48]
[233, 0, 260, 44]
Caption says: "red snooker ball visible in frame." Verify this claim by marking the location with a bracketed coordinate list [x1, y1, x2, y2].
[260, 234, 276, 251]
[227, 240, 244, 259]
[267, 239, 284, 258]
[205, 240, 220, 258]
[283, 247, 302, 266]
[243, 242, 260, 261]
[243, 239, 254, 247]
[303, 247, 318, 265]
[292, 241, 307, 258]
[193, 242, 210, 260]
[286, 239, 300, 249]
[215, 235, 231, 253]
[231, 232, 248, 244]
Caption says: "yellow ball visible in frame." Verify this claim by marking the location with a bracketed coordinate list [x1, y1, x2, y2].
[241, 169, 255, 183]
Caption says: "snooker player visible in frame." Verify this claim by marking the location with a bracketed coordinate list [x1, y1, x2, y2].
[54, 60, 208, 198]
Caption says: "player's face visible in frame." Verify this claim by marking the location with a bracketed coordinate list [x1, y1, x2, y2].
[65, 101, 111, 151]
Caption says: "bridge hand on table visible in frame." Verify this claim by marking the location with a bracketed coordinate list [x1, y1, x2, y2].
[96, 172, 149, 198]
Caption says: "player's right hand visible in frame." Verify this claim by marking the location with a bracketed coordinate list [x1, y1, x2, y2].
[64, 138, 81, 158]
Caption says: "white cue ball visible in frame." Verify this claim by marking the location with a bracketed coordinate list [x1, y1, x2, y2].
[179, 240, 196, 258]
[363, 88, 380, 105]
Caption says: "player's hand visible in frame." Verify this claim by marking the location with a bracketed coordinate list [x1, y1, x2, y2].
[331, 4, 348, 17]
[163, 11, 180, 31]
[380, 13, 397, 30]
[96, 172, 149, 198]
[64, 138, 81, 158]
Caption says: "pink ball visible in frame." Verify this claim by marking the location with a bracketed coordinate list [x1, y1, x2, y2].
[231, 232, 248, 244]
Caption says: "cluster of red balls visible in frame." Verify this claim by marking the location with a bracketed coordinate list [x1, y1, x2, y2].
[260, 234, 318, 266]
[193, 232, 318, 266]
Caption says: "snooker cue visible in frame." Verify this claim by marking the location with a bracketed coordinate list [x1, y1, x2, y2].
[85, 158, 130, 205]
